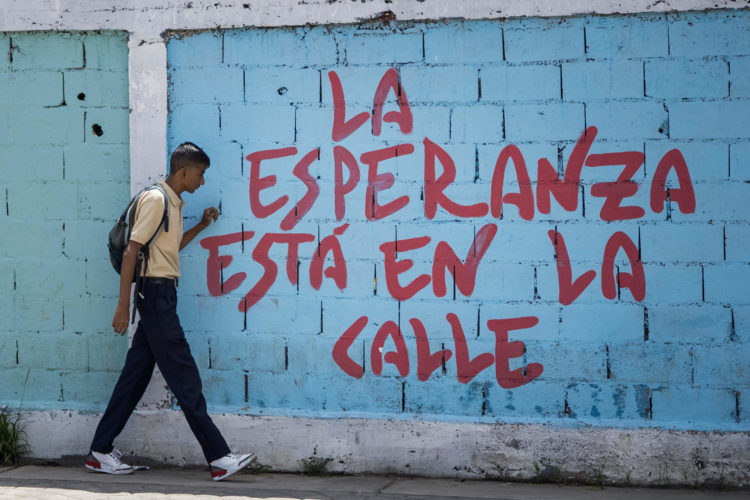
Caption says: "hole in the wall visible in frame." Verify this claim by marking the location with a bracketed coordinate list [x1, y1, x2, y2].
[91, 124, 103, 136]
[277, 86, 288, 95]
[77, 92, 86, 101]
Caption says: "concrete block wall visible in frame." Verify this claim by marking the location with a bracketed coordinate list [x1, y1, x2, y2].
[166, 11, 750, 431]
[0, 31, 130, 410]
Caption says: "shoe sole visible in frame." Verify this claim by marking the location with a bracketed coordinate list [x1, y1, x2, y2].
[211, 454, 257, 481]
[85, 461, 135, 475]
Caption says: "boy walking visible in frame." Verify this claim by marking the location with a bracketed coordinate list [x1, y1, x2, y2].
[86, 143, 255, 481]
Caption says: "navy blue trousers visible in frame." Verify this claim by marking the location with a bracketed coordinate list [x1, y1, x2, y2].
[90, 281, 230, 463]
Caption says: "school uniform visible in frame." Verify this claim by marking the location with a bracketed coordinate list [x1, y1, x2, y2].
[90, 180, 230, 463]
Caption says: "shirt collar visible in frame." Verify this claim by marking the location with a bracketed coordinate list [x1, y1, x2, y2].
[157, 180, 185, 209]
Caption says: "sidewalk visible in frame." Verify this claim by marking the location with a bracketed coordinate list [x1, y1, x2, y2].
[0, 465, 747, 499]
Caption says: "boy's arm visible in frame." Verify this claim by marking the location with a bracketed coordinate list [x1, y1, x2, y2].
[180, 206, 219, 250]
[112, 240, 143, 335]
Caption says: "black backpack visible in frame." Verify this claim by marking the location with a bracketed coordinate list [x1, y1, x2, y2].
[108, 184, 170, 322]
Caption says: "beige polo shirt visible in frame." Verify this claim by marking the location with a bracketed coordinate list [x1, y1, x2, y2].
[129, 181, 185, 278]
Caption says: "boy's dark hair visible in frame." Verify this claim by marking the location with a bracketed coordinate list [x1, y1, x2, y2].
[170, 142, 211, 174]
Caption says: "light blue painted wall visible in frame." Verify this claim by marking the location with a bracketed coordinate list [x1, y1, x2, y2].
[164, 11, 750, 431]
[166, 11, 750, 431]
[0, 31, 130, 410]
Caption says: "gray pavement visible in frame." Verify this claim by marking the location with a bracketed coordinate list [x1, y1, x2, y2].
[0, 465, 747, 499]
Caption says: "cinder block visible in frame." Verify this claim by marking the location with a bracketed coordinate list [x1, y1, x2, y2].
[298, 257, 374, 299]
[559, 303, 644, 343]
[481, 222, 555, 263]
[178, 295, 244, 332]
[7, 182, 77, 220]
[203, 369, 247, 409]
[472, 262, 535, 302]
[564, 381, 642, 421]
[85, 108, 129, 145]
[669, 11, 750, 57]
[0, 221, 63, 259]
[424, 21, 503, 64]
[526, 340, 607, 382]
[450, 105, 503, 143]
[584, 15, 668, 59]
[504, 20, 584, 63]
[730, 142, 750, 181]
[329, 222, 396, 262]
[85, 258, 119, 297]
[286, 335, 357, 377]
[15, 369, 62, 408]
[651, 386, 736, 426]
[15, 296, 63, 332]
[321, 66, 392, 106]
[407, 106, 451, 143]
[398, 301, 478, 346]
[609, 342, 692, 384]
[548, 223, 640, 264]
[643, 263, 703, 304]
[83, 32, 128, 71]
[484, 379, 564, 419]
[169, 66, 243, 106]
[169, 104, 220, 145]
[730, 57, 750, 97]
[60, 371, 120, 409]
[480, 303, 560, 342]
[10, 108, 84, 145]
[294, 106, 336, 144]
[167, 31, 223, 68]
[344, 31, 422, 65]
[704, 263, 750, 305]
[77, 181, 130, 221]
[11, 32, 83, 70]
[15, 259, 86, 297]
[648, 304, 731, 342]
[65, 70, 129, 108]
[586, 101, 667, 140]
[563, 60, 643, 100]
[183, 331, 210, 370]
[645, 59, 728, 99]
[210, 333, 286, 372]
[645, 141, 727, 182]
[398, 65, 478, 104]
[64, 295, 116, 334]
[0, 332, 17, 367]
[321, 297, 398, 339]
[18, 332, 87, 370]
[480, 64, 560, 102]
[220, 104, 295, 143]
[735, 304, 750, 344]
[0, 368, 29, 403]
[245, 67, 320, 105]
[0, 146, 63, 181]
[669, 181, 750, 223]
[0, 71, 64, 106]
[404, 378, 486, 417]
[245, 296, 321, 336]
[536, 261, 604, 305]
[670, 101, 750, 140]
[223, 27, 337, 67]
[64, 144, 129, 182]
[505, 103, 585, 141]
[477, 142, 557, 183]
[725, 224, 750, 262]
[694, 344, 750, 389]
[87, 333, 128, 371]
[0, 261, 13, 295]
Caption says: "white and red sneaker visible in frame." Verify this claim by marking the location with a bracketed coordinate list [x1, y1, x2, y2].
[210, 453, 256, 481]
[85, 449, 135, 475]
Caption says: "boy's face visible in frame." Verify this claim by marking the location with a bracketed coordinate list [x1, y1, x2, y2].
[183, 163, 207, 193]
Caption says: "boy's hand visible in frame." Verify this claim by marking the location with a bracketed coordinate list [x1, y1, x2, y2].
[200, 207, 219, 228]
[112, 302, 130, 335]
